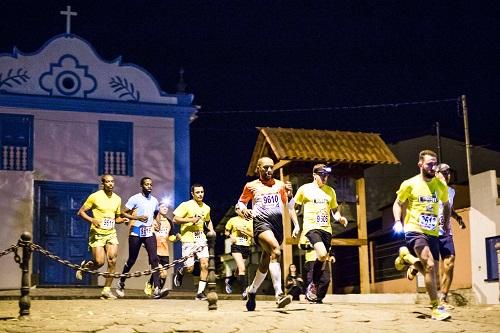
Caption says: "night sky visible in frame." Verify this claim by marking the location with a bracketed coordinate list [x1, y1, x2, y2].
[1, 1, 498, 221]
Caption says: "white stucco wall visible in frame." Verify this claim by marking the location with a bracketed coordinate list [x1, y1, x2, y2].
[0, 171, 34, 289]
[469, 170, 500, 304]
[0, 106, 175, 290]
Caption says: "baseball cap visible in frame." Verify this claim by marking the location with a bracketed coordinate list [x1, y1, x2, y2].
[313, 164, 332, 174]
[436, 163, 450, 172]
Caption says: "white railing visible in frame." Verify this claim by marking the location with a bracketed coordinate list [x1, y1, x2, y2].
[104, 151, 127, 175]
[2, 145, 28, 170]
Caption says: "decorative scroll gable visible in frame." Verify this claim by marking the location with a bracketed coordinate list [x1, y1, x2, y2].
[0, 34, 192, 105]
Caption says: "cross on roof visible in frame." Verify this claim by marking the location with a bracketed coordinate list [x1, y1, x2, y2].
[60, 5, 77, 34]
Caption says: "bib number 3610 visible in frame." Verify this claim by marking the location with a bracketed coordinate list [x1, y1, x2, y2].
[263, 194, 279, 208]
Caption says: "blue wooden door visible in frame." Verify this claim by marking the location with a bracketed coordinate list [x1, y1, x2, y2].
[34, 181, 97, 285]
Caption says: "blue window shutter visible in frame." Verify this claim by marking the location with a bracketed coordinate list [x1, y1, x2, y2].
[0, 114, 33, 171]
[98, 121, 133, 176]
[485, 236, 500, 281]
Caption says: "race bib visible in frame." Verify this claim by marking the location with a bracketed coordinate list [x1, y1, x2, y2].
[157, 226, 169, 237]
[194, 231, 204, 241]
[100, 218, 115, 230]
[262, 193, 280, 208]
[237, 235, 248, 245]
[139, 226, 153, 238]
[419, 214, 438, 231]
[315, 214, 329, 227]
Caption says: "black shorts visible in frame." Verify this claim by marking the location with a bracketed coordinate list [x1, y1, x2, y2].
[158, 255, 170, 267]
[405, 231, 439, 261]
[253, 219, 283, 245]
[231, 244, 252, 259]
[305, 229, 332, 252]
[438, 234, 456, 258]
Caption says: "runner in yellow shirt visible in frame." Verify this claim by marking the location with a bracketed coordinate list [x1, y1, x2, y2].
[294, 164, 347, 303]
[76, 174, 128, 300]
[173, 183, 215, 301]
[224, 212, 253, 299]
[393, 150, 451, 320]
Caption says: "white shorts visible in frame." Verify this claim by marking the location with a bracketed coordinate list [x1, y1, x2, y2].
[182, 241, 209, 267]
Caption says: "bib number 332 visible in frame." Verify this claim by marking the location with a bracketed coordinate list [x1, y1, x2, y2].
[100, 218, 115, 230]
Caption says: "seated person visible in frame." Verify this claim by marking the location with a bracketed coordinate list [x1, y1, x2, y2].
[285, 264, 304, 300]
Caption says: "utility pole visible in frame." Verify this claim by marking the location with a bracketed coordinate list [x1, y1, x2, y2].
[461, 95, 472, 181]
[436, 121, 442, 162]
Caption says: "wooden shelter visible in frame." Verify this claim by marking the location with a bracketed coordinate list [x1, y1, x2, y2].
[246, 127, 399, 293]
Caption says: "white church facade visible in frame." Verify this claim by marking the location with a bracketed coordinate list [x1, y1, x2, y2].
[0, 8, 196, 289]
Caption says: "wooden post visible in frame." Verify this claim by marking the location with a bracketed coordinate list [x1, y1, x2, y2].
[18, 232, 32, 317]
[356, 178, 370, 294]
[206, 231, 218, 310]
[280, 168, 293, 283]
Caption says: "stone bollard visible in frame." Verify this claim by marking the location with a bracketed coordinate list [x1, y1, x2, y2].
[18, 232, 32, 318]
[496, 242, 500, 302]
[206, 231, 218, 310]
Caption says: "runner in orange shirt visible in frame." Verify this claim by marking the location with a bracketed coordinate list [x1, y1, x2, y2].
[236, 156, 299, 311]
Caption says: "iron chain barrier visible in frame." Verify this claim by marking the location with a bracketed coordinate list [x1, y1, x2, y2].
[0, 231, 218, 317]
[0, 245, 19, 261]
[27, 242, 206, 279]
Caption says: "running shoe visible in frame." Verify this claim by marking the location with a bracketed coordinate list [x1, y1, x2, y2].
[159, 286, 170, 299]
[115, 282, 125, 298]
[394, 256, 406, 271]
[152, 287, 160, 299]
[195, 292, 207, 301]
[75, 260, 87, 280]
[305, 283, 317, 302]
[241, 288, 248, 300]
[245, 287, 256, 311]
[100, 289, 117, 300]
[439, 299, 455, 310]
[152, 286, 170, 299]
[276, 293, 292, 308]
[144, 281, 152, 296]
[225, 278, 233, 294]
[173, 269, 183, 287]
[431, 305, 451, 321]
[394, 247, 410, 271]
[406, 265, 418, 281]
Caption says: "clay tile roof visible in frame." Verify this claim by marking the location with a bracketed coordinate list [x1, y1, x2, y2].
[247, 127, 399, 175]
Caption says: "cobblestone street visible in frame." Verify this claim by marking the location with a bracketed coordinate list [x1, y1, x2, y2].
[1, 298, 499, 333]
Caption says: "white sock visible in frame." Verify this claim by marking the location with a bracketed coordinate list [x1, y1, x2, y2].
[249, 269, 267, 293]
[197, 280, 207, 294]
[269, 262, 283, 296]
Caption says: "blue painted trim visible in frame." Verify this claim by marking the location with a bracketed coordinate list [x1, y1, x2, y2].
[39, 54, 97, 98]
[173, 114, 191, 261]
[0, 93, 196, 118]
[0, 34, 194, 105]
